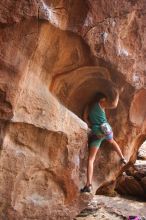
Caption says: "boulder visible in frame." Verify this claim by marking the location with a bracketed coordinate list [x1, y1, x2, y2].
[0, 0, 146, 219]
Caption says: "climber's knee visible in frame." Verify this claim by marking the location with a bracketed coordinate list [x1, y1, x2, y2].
[88, 146, 98, 162]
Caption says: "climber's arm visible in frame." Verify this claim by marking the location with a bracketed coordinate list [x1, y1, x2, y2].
[104, 95, 119, 109]
[108, 98, 118, 109]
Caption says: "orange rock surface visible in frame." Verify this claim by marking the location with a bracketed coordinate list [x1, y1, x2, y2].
[0, 0, 146, 219]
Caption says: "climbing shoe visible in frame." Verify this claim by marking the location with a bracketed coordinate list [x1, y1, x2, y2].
[128, 216, 142, 220]
[120, 157, 127, 165]
[80, 184, 92, 193]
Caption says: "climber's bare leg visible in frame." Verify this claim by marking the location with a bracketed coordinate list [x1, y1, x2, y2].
[108, 139, 124, 159]
[86, 146, 99, 186]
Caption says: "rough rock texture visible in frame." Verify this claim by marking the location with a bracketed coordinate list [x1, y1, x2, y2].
[116, 163, 146, 199]
[0, 15, 93, 220]
[138, 141, 146, 160]
[75, 195, 146, 220]
[78, 0, 146, 89]
[0, 0, 146, 219]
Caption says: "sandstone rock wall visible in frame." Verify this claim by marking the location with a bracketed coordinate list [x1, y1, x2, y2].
[0, 0, 146, 219]
[116, 163, 146, 199]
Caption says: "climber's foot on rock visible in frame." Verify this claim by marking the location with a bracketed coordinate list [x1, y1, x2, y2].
[80, 184, 92, 193]
[120, 157, 127, 165]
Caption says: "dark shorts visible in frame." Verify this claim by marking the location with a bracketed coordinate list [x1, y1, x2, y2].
[89, 132, 113, 148]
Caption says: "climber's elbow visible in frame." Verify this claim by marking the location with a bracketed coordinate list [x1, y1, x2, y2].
[111, 102, 118, 109]
[110, 97, 119, 109]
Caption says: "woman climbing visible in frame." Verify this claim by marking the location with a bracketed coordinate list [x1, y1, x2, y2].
[80, 92, 127, 193]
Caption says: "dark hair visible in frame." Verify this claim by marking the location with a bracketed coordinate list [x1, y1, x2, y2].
[94, 92, 107, 103]
[88, 92, 107, 111]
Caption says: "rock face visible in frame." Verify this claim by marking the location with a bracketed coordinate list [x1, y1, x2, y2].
[116, 163, 146, 199]
[0, 0, 146, 219]
[138, 141, 146, 160]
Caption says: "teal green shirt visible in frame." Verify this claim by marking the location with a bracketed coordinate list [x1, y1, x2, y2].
[89, 103, 108, 134]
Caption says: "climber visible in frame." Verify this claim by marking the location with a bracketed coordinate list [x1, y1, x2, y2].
[80, 92, 127, 193]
